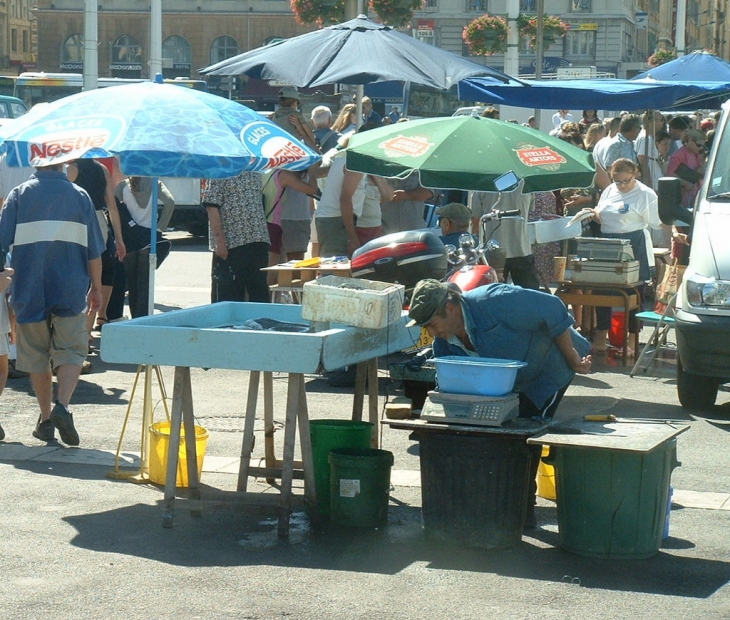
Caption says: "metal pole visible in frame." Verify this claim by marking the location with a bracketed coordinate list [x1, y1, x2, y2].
[533, 0, 545, 124]
[83, 0, 98, 91]
[676, 0, 687, 56]
[149, 0, 163, 78]
[505, 0, 519, 79]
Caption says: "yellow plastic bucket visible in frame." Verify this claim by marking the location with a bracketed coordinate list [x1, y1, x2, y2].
[536, 445, 556, 501]
[148, 421, 209, 487]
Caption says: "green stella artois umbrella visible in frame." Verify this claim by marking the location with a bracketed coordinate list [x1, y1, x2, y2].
[345, 116, 596, 193]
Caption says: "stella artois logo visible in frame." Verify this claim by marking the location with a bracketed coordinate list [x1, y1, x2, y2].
[515, 145, 567, 168]
[379, 135, 434, 158]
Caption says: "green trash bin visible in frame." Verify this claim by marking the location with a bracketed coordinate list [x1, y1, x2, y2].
[550, 438, 680, 559]
[309, 420, 373, 516]
[329, 448, 394, 528]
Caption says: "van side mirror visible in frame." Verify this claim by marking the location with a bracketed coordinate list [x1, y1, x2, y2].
[657, 177, 693, 226]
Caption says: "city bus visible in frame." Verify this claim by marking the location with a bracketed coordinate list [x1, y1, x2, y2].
[14, 72, 207, 108]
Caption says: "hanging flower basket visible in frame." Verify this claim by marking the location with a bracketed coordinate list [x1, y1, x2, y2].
[291, 0, 422, 28]
[647, 48, 677, 67]
[517, 14, 569, 50]
[370, 0, 424, 28]
[462, 14, 509, 56]
[291, 0, 347, 26]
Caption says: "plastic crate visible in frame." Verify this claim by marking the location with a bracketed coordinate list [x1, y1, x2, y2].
[301, 275, 405, 329]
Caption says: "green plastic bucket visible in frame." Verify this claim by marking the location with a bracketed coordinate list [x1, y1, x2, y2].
[309, 420, 373, 516]
[551, 438, 679, 559]
[329, 448, 394, 528]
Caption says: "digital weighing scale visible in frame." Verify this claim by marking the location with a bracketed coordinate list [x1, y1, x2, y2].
[420, 391, 520, 427]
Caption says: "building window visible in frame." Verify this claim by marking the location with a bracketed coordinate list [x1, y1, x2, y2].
[61, 34, 84, 71]
[22, 30, 28, 53]
[520, 0, 536, 10]
[162, 35, 192, 79]
[571, 0, 591, 11]
[423, 0, 437, 9]
[210, 36, 240, 65]
[111, 35, 143, 78]
[565, 30, 596, 57]
[11, 29, 17, 53]
[467, 0, 487, 11]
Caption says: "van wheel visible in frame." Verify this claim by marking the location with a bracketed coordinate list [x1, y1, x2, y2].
[677, 357, 719, 409]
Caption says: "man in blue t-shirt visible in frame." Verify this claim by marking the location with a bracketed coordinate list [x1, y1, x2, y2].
[0, 163, 104, 446]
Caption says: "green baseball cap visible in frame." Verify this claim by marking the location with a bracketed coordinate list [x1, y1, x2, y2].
[407, 279, 458, 327]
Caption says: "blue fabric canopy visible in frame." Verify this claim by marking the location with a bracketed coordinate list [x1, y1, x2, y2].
[633, 51, 730, 82]
[457, 77, 730, 111]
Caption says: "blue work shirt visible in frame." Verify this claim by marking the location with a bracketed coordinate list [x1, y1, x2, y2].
[432, 283, 590, 408]
[0, 169, 105, 323]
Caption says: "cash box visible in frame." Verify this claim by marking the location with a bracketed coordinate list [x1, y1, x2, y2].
[570, 259, 641, 284]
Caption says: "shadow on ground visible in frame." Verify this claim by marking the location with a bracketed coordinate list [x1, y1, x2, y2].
[60, 494, 730, 599]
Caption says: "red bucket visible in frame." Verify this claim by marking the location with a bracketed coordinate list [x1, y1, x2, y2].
[609, 311, 626, 347]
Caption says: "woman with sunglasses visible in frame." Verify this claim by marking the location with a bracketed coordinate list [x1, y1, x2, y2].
[587, 158, 662, 354]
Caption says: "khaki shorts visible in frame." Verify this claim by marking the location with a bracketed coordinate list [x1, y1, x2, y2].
[16, 313, 88, 374]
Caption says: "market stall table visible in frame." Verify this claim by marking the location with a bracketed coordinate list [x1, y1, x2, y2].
[555, 280, 642, 366]
[385, 416, 548, 548]
[528, 419, 689, 559]
[101, 302, 418, 536]
[263, 260, 351, 303]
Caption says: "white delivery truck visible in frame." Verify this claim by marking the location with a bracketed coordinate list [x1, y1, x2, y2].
[658, 104, 730, 409]
[161, 177, 208, 237]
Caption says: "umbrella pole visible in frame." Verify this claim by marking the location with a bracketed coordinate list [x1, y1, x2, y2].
[355, 85, 364, 129]
[148, 178, 159, 316]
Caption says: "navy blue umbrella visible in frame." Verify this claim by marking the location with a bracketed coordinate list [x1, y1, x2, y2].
[201, 15, 520, 89]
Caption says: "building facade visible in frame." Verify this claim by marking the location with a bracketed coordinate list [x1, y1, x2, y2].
[28, 0, 730, 85]
[0, 0, 36, 74]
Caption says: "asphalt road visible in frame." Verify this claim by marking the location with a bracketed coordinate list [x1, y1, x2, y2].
[0, 233, 729, 620]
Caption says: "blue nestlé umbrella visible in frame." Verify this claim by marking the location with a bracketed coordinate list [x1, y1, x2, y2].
[0, 78, 320, 176]
[0, 76, 321, 313]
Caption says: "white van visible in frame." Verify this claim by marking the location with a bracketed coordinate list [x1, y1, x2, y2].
[658, 104, 730, 409]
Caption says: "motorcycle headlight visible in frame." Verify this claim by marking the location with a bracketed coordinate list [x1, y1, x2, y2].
[686, 276, 730, 307]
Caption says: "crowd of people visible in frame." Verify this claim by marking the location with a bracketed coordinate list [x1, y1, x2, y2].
[0, 88, 714, 485]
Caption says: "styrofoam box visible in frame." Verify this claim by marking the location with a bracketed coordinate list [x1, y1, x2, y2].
[301, 275, 405, 330]
[570, 260, 641, 285]
[433, 356, 527, 397]
[528, 217, 582, 245]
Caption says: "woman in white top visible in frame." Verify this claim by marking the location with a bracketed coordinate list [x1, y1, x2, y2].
[589, 158, 662, 352]
[119, 177, 175, 318]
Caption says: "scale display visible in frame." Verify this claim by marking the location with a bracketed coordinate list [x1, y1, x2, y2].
[420, 391, 519, 427]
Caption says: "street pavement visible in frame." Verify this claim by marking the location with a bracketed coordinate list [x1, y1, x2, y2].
[1, 233, 729, 620]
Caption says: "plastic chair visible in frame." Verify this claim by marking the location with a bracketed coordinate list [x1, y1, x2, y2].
[630, 293, 677, 377]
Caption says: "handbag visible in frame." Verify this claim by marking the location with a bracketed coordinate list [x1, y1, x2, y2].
[674, 163, 702, 185]
[654, 259, 686, 314]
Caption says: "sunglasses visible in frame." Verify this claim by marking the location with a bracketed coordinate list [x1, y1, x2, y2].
[614, 177, 634, 186]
